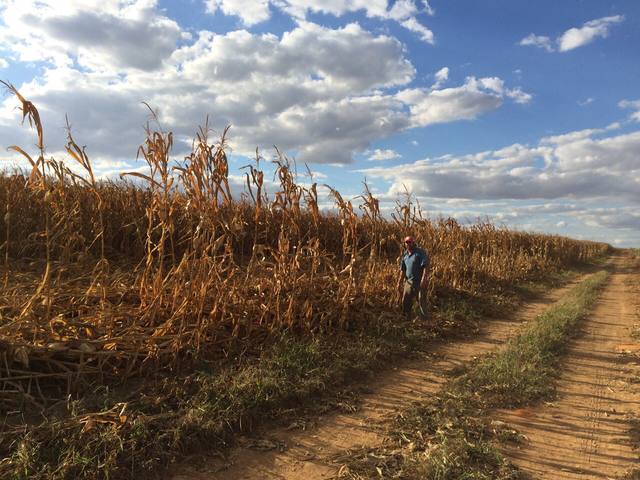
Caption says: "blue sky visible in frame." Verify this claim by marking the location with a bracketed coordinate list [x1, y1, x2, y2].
[0, 0, 639, 246]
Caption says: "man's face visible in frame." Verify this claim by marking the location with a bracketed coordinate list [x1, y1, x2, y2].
[405, 240, 415, 252]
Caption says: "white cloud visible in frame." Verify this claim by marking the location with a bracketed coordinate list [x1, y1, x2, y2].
[276, 0, 388, 19]
[619, 99, 640, 122]
[519, 15, 624, 53]
[396, 76, 531, 127]
[0, 58, 7, 69]
[250, 94, 409, 164]
[0, 0, 182, 71]
[553, 130, 640, 173]
[432, 66, 449, 89]
[204, 0, 435, 43]
[540, 122, 620, 146]
[0, 2, 525, 167]
[519, 34, 553, 52]
[578, 97, 594, 106]
[368, 148, 401, 161]
[474, 77, 532, 104]
[574, 208, 640, 231]
[205, 0, 271, 26]
[505, 87, 532, 105]
[558, 15, 624, 52]
[397, 84, 501, 127]
[387, 0, 418, 20]
[304, 170, 327, 180]
[400, 16, 434, 44]
[360, 126, 640, 201]
[175, 22, 415, 92]
[0, 21, 420, 165]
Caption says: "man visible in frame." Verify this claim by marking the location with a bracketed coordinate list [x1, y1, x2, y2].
[397, 236, 430, 319]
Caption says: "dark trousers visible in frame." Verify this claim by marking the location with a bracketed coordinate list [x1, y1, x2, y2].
[402, 280, 419, 317]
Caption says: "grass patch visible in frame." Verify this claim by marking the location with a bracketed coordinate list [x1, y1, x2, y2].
[335, 270, 609, 479]
[458, 271, 608, 406]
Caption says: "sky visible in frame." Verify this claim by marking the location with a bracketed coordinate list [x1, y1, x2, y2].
[0, 0, 639, 246]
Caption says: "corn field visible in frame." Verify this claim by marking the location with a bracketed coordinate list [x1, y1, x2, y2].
[0, 84, 610, 415]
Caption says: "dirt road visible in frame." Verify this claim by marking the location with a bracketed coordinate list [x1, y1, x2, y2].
[168, 275, 588, 480]
[499, 254, 639, 479]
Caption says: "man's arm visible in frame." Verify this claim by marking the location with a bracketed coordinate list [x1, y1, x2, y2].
[397, 257, 406, 293]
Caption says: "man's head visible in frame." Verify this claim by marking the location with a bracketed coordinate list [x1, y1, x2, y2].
[404, 235, 416, 252]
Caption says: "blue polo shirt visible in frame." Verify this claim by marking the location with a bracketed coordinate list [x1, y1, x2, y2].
[401, 247, 429, 285]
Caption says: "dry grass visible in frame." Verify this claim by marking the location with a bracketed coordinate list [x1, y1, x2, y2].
[0, 85, 612, 478]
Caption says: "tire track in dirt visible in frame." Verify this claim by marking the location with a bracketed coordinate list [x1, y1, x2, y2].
[498, 254, 640, 479]
[168, 275, 591, 480]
